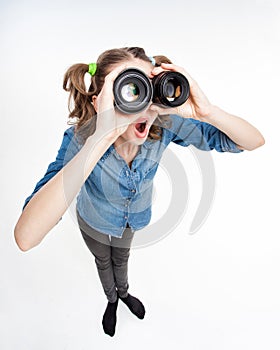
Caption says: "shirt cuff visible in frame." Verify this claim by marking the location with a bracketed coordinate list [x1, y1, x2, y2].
[220, 133, 244, 153]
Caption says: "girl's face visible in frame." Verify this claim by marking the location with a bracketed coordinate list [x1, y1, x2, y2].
[99, 58, 159, 147]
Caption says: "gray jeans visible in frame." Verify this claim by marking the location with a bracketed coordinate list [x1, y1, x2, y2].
[77, 210, 135, 303]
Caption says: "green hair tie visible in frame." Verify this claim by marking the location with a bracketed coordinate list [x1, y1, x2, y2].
[88, 62, 97, 76]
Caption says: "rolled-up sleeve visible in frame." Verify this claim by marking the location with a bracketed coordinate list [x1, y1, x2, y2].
[167, 114, 243, 153]
[22, 126, 78, 211]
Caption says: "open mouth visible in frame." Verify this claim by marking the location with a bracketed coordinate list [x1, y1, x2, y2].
[135, 121, 147, 133]
[134, 120, 148, 138]
[134, 117, 150, 139]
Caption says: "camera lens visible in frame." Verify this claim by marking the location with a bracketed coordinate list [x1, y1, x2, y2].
[152, 71, 190, 107]
[113, 68, 153, 114]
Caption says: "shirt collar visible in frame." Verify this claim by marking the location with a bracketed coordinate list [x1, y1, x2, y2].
[102, 138, 158, 162]
[142, 138, 157, 149]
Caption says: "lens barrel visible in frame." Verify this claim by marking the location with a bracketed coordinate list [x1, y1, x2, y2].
[113, 68, 190, 114]
[152, 71, 190, 107]
[113, 68, 153, 114]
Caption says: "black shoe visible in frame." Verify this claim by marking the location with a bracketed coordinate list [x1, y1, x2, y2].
[119, 293, 145, 319]
[102, 297, 119, 337]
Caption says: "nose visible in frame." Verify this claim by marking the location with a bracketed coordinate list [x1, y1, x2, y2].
[148, 103, 161, 114]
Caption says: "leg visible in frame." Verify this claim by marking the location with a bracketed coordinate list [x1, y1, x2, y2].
[77, 214, 119, 336]
[77, 211, 118, 303]
[111, 229, 145, 319]
[111, 227, 134, 298]
[80, 228, 118, 303]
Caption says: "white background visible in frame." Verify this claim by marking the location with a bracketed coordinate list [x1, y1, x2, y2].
[1, 0, 279, 349]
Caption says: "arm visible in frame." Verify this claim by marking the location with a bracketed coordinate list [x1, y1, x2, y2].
[14, 130, 114, 251]
[14, 64, 138, 252]
[199, 105, 265, 151]
[22, 128, 74, 211]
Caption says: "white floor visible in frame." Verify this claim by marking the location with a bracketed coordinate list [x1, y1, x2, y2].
[2, 206, 280, 350]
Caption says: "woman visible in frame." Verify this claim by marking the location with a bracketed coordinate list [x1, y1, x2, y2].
[14, 47, 265, 337]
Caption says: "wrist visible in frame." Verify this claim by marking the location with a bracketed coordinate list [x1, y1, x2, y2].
[86, 129, 116, 148]
[199, 104, 221, 123]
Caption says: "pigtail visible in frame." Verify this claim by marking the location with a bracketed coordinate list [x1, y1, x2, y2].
[63, 63, 95, 134]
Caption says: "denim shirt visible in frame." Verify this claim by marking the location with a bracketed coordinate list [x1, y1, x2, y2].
[23, 114, 242, 237]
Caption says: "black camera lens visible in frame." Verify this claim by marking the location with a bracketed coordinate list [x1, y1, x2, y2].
[113, 68, 153, 114]
[152, 71, 190, 107]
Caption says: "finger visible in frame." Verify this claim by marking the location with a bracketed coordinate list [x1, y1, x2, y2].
[160, 63, 195, 85]
[151, 63, 184, 75]
[160, 63, 184, 73]
[150, 66, 167, 77]
[105, 63, 128, 83]
[98, 64, 129, 108]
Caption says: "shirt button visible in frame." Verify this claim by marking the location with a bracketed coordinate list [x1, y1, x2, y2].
[125, 204, 128, 207]
[124, 216, 128, 219]
[131, 189, 136, 193]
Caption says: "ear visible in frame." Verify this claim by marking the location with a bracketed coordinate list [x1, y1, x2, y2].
[91, 95, 98, 112]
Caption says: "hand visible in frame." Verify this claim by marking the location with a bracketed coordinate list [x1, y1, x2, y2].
[94, 65, 141, 141]
[150, 63, 213, 121]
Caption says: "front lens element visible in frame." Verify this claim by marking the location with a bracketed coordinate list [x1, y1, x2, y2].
[164, 81, 176, 101]
[121, 83, 140, 102]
